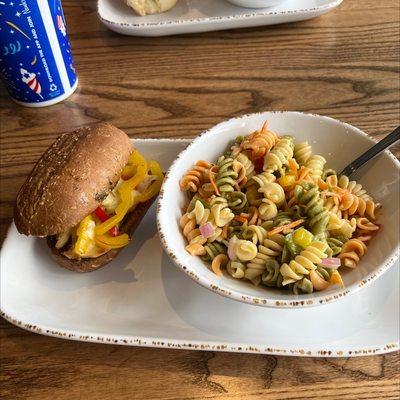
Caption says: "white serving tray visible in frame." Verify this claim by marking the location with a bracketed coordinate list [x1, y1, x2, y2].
[1, 139, 399, 357]
[98, 0, 343, 37]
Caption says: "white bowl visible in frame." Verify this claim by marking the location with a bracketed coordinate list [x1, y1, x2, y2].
[226, 0, 286, 8]
[157, 112, 400, 308]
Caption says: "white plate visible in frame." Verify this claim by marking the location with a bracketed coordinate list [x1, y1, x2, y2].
[98, 0, 343, 37]
[1, 138, 399, 356]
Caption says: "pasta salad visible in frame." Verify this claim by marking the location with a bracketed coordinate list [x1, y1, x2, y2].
[179, 122, 381, 294]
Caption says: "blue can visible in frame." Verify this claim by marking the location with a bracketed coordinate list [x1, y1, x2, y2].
[0, 0, 78, 107]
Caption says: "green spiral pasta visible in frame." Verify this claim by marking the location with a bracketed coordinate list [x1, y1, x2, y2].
[242, 225, 268, 244]
[201, 242, 227, 262]
[187, 194, 210, 213]
[327, 236, 347, 256]
[261, 260, 284, 288]
[322, 168, 337, 180]
[273, 211, 293, 228]
[292, 277, 313, 294]
[228, 225, 246, 240]
[216, 156, 237, 195]
[294, 184, 330, 235]
[290, 204, 306, 220]
[259, 211, 294, 234]
[226, 191, 248, 213]
[283, 233, 302, 258]
[315, 266, 331, 281]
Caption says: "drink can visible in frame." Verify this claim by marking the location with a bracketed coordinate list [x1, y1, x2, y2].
[0, 0, 78, 107]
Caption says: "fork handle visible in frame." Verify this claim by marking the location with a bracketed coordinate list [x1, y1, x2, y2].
[340, 126, 400, 177]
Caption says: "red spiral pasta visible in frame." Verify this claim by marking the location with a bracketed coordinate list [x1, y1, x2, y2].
[180, 160, 213, 192]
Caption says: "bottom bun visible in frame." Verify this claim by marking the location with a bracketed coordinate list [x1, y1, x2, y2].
[47, 197, 156, 273]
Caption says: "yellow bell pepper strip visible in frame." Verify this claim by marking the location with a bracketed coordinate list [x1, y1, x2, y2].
[95, 233, 130, 249]
[121, 165, 137, 180]
[93, 207, 120, 236]
[74, 215, 95, 256]
[136, 160, 164, 203]
[95, 150, 147, 235]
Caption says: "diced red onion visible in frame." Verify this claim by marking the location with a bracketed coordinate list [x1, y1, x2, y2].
[199, 222, 215, 239]
[320, 257, 341, 269]
[228, 236, 238, 261]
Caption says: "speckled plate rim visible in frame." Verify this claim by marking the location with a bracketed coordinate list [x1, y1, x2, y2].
[0, 309, 398, 357]
[157, 111, 400, 309]
[97, 0, 343, 29]
[1, 136, 398, 356]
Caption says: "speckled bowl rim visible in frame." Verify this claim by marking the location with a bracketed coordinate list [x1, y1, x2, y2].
[156, 111, 400, 309]
[98, 0, 343, 29]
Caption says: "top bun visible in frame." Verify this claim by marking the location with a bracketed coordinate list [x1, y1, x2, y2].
[14, 123, 132, 237]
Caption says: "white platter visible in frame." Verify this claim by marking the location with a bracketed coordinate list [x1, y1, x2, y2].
[98, 0, 343, 37]
[1, 138, 399, 356]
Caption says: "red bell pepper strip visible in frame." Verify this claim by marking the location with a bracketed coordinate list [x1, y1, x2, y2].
[93, 207, 119, 237]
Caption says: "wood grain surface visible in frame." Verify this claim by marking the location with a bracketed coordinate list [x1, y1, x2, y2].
[1, 0, 399, 399]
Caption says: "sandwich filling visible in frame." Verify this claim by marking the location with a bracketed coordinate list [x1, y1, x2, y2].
[54, 149, 163, 259]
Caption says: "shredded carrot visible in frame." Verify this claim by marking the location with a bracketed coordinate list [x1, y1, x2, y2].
[209, 170, 220, 196]
[318, 178, 328, 190]
[288, 158, 299, 173]
[260, 120, 269, 133]
[234, 215, 248, 224]
[267, 219, 304, 236]
[297, 166, 312, 181]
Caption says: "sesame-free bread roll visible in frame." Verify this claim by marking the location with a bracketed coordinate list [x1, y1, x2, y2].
[126, 0, 178, 16]
[14, 123, 132, 237]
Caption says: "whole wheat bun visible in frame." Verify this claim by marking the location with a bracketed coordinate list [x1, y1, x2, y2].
[14, 123, 132, 237]
[47, 197, 156, 273]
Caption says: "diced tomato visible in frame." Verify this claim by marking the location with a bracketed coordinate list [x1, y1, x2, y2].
[94, 207, 109, 222]
[109, 226, 119, 237]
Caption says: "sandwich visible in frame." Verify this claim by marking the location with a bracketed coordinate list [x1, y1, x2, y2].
[14, 123, 163, 273]
[125, 0, 178, 16]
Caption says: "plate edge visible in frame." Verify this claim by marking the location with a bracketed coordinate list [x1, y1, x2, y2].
[97, 0, 343, 29]
[1, 309, 398, 357]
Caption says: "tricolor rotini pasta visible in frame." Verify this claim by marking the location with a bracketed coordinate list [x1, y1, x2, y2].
[179, 122, 382, 294]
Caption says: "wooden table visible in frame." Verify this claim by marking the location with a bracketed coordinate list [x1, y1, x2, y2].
[1, 1, 399, 398]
